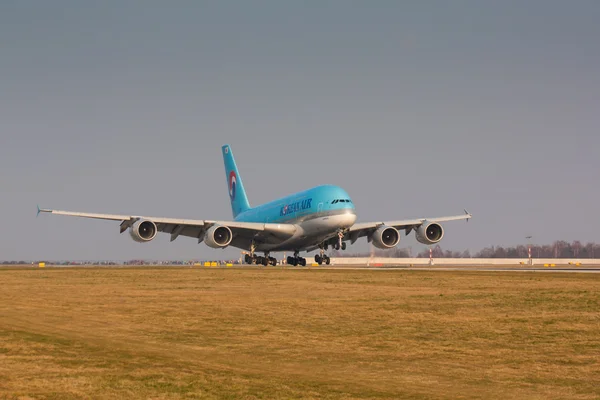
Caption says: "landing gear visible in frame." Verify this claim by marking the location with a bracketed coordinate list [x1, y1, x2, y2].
[315, 243, 331, 265]
[257, 253, 277, 266]
[244, 241, 258, 264]
[287, 251, 306, 266]
[315, 254, 330, 265]
[333, 241, 346, 251]
[244, 243, 277, 266]
[335, 230, 346, 250]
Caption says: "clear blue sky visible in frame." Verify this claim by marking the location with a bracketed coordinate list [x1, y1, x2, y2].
[1, 1, 599, 260]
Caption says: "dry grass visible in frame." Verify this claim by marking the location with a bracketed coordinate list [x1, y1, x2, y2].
[0, 267, 598, 399]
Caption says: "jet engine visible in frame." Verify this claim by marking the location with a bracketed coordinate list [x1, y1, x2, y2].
[415, 221, 444, 245]
[371, 226, 400, 249]
[204, 225, 233, 248]
[129, 220, 158, 243]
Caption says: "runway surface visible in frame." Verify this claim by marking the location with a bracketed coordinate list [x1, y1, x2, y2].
[5, 264, 599, 273]
[313, 265, 600, 273]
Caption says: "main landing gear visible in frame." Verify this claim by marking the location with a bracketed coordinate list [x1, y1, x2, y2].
[245, 253, 276, 266]
[287, 250, 306, 267]
[244, 242, 277, 266]
[315, 243, 331, 265]
[315, 253, 330, 265]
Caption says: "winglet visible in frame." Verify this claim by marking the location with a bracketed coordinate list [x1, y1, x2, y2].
[464, 209, 472, 221]
[36, 205, 41, 218]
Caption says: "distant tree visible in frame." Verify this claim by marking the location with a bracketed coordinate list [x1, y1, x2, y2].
[506, 247, 519, 258]
[326, 240, 600, 260]
[392, 248, 410, 258]
[516, 245, 528, 258]
[432, 245, 444, 258]
[476, 246, 494, 258]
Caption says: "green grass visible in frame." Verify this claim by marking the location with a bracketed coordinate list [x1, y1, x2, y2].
[0, 267, 599, 399]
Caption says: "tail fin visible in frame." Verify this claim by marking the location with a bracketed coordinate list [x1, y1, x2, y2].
[222, 144, 251, 218]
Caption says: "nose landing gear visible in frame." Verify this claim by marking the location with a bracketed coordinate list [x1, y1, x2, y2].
[333, 230, 347, 250]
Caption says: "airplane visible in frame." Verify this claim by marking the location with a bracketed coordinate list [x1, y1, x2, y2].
[38, 144, 472, 266]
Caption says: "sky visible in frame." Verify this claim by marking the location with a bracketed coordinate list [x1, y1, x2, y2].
[1, 1, 599, 261]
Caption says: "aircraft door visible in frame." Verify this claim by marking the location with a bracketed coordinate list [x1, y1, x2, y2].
[317, 202, 323, 213]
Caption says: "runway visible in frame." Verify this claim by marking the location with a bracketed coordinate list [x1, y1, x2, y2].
[310, 265, 600, 273]
[4, 264, 600, 273]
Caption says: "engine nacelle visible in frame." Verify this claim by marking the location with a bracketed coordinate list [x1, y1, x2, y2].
[129, 220, 158, 243]
[204, 225, 233, 248]
[415, 221, 444, 245]
[371, 226, 400, 249]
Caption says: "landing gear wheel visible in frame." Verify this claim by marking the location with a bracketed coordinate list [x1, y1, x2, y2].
[334, 243, 340, 250]
[269, 257, 277, 266]
[287, 255, 305, 266]
[325, 256, 331, 265]
[244, 254, 252, 264]
[341, 242, 346, 250]
[315, 255, 322, 265]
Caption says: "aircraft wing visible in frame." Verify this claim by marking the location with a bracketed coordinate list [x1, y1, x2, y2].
[345, 210, 472, 244]
[37, 208, 297, 243]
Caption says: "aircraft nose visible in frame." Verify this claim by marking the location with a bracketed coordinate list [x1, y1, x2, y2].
[343, 210, 357, 227]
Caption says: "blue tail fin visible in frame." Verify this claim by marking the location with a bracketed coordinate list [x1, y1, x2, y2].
[222, 145, 251, 218]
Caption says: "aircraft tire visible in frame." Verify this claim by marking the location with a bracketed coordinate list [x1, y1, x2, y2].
[341, 242, 347, 250]
[325, 256, 331, 265]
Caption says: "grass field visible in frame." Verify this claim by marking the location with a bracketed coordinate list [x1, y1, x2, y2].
[0, 267, 598, 399]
